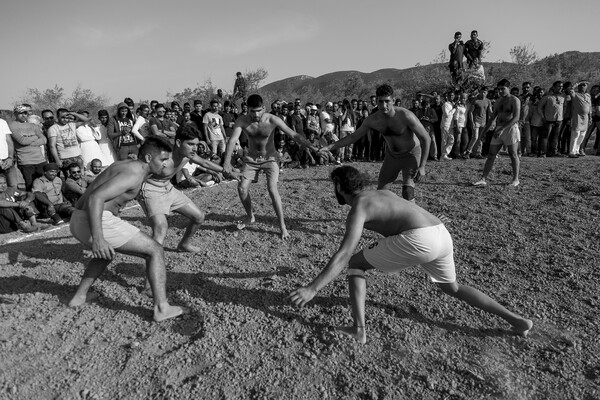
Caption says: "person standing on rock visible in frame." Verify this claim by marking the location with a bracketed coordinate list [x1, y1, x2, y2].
[321, 84, 430, 202]
[68, 137, 186, 322]
[288, 166, 533, 344]
[222, 94, 320, 240]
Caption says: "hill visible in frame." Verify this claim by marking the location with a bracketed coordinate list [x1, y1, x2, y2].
[260, 51, 600, 102]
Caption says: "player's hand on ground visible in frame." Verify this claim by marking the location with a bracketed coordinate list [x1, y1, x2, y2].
[92, 238, 115, 260]
[211, 172, 223, 183]
[414, 167, 426, 183]
[288, 286, 316, 307]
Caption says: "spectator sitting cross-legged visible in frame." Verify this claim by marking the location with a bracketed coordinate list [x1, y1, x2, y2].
[32, 163, 75, 225]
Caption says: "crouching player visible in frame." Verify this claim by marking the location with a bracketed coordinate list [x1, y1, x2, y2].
[288, 166, 532, 343]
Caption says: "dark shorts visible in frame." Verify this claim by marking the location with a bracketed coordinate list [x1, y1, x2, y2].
[378, 145, 421, 188]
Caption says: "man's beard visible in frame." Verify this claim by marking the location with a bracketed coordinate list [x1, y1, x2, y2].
[335, 188, 346, 205]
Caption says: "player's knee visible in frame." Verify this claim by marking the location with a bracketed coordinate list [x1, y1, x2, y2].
[437, 282, 459, 296]
[402, 185, 415, 201]
[192, 210, 205, 224]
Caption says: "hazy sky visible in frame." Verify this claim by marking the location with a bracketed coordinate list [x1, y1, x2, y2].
[1, 0, 598, 108]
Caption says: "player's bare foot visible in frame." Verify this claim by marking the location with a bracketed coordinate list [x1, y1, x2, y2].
[337, 325, 367, 344]
[177, 243, 201, 253]
[140, 285, 153, 298]
[511, 318, 533, 337]
[507, 180, 520, 187]
[153, 304, 187, 322]
[280, 228, 290, 240]
[68, 291, 99, 308]
[236, 215, 255, 230]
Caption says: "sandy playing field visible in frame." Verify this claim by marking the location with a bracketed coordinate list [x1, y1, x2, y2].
[1, 154, 599, 399]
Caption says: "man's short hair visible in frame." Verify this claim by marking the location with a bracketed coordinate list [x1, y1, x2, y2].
[56, 108, 69, 116]
[471, 30, 478, 35]
[139, 104, 149, 111]
[91, 159, 102, 165]
[553, 80, 563, 87]
[375, 84, 394, 98]
[236, 72, 242, 76]
[194, 100, 202, 106]
[247, 94, 263, 108]
[139, 136, 172, 159]
[41, 109, 53, 116]
[330, 166, 367, 194]
[497, 79, 511, 88]
[155, 103, 165, 110]
[522, 81, 532, 87]
[210, 99, 219, 106]
[68, 163, 80, 171]
[176, 123, 201, 142]
[224, 101, 231, 108]
[455, 31, 462, 37]
[171, 101, 180, 109]
[98, 109, 109, 118]
[150, 100, 158, 106]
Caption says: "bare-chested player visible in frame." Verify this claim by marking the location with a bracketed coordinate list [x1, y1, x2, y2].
[473, 78, 521, 187]
[138, 124, 234, 253]
[222, 94, 319, 239]
[289, 166, 533, 344]
[68, 137, 185, 322]
[321, 84, 430, 202]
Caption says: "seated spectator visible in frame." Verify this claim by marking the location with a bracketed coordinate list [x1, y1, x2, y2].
[276, 138, 294, 170]
[84, 158, 104, 180]
[32, 163, 74, 225]
[175, 162, 219, 188]
[319, 130, 340, 164]
[0, 174, 39, 233]
[63, 163, 94, 204]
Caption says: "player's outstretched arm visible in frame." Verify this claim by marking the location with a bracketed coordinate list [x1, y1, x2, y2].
[288, 206, 366, 307]
[326, 120, 369, 152]
[222, 123, 244, 176]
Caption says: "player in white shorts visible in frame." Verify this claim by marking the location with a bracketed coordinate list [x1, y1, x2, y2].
[289, 166, 532, 344]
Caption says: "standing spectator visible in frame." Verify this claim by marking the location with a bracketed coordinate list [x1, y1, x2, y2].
[9, 105, 48, 189]
[221, 101, 237, 141]
[529, 87, 546, 157]
[464, 30, 484, 68]
[538, 81, 565, 157]
[432, 94, 443, 159]
[32, 163, 75, 225]
[306, 106, 321, 137]
[132, 104, 151, 142]
[107, 102, 137, 160]
[75, 111, 108, 170]
[48, 109, 89, 177]
[567, 81, 591, 157]
[519, 86, 533, 156]
[440, 92, 457, 161]
[93, 110, 117, 165]
[339, 99, 356, 162]
[123, 97, 135, 121]
[415, 99, 439, 161]
[353, 108, 371, 161]
[1, 117, 17, 188]
[464, 87, 493, 159]
[289, 103, 306, 135]
[203, 100, 226, 157]
[452, 93, 468, 157]
[149, 104, 177, 144]
[190, 100, 204, 131]
[233, 71, 247, 102]
[448, 32, 465, 84]
[580, 85, 600, 155]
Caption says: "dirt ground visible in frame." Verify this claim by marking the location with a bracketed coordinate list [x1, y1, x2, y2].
[1, 152, 599, 400]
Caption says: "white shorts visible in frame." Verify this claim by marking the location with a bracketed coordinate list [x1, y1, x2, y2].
[70, 209, 139, 249]
[362, 224, 456, 283]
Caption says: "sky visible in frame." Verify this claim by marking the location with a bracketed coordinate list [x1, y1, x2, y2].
[1, 0, 599, 109]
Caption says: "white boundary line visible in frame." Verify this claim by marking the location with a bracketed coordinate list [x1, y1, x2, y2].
[0, 181, 235, 245]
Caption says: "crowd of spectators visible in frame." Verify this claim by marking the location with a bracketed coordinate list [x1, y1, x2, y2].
[1, 43, 599, 234]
